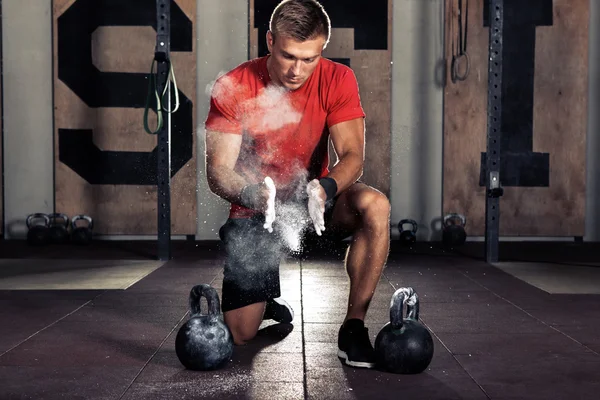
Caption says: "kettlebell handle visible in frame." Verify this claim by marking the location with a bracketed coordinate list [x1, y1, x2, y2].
[26, 213, 50, 228]
[72, 215, 94, 230]
[390, 287, 420, 330]
[399, 219, 418, 233]
[443, 213, 466, 227]
[189, 284, 221, 317]
[49, 213, 70, 228]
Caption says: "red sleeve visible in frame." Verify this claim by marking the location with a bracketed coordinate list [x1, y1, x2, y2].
[326, 67, 366, 128]
[204, 75, 243, 135]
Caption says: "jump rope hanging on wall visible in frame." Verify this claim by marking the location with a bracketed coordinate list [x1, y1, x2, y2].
[143, 60, 180, 134]
[451, 0, 470, 83]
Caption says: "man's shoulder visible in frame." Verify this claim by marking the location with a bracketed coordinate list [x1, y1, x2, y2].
[316, 58, 358, 92]
[319, 58, 356, 79]
[216, 56, 267, 83]
[210, 56, 267, 101]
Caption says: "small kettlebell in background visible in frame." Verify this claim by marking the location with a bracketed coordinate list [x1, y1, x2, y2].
[48, 213, 70, 244]
[71, 215, 94, 245]
[398, 219, 418, 246]
[442, 213, 467, 247]
[26, 213, 50, 246]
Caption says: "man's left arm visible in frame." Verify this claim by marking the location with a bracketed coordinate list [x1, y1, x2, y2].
[325, 117, 366, 195]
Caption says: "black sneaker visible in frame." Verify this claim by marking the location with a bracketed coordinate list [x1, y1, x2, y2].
[337, 319, 376, 368]
[263, 297, 294, 323]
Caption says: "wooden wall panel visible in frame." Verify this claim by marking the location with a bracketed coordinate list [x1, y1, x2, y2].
[0, 54, 2, 235]
[52, 0, 197, 235]
[250, 0, 392, 195]
[443, 0, 588, 236]
[0, 2, 2, 235]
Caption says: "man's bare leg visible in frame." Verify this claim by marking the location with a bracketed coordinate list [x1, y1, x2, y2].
[224, 302, 265, 345]
[329, 183, 390, 368]
[344, 213, 390, 322]
[329, 183, 391, 322]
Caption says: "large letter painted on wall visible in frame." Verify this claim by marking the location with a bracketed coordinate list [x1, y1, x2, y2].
[443, 0, 588, 236]
[53, 0, 197, 234]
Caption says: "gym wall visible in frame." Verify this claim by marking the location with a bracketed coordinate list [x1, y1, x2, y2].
[0, 2, 3, 236]
[443, 0, 589, 237]
[2, 0, 54, 239]
[195, 0, 248, 240]
[389, 0, 445, 241]
[52, 0, 197, 235]
[2, 0, 600, 241]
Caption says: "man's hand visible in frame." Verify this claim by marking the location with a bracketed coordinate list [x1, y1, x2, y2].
[240, 177, 277, 232]
[306, 179, 326, 236]
[263, 177, 276, 233]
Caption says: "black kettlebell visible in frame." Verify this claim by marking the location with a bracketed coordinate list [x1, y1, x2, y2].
[398, 219, 418, 246]
[442, 213, 467, 247]
[71, 215, 93, 245]
[26, 213, 50, 246]
[374, 287, 434, 374]
[175, 284, 234, 371]
[48, 213, 70, 244]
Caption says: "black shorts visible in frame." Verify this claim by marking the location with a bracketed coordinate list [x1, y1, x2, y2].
[218, 197, 344, 313]
[219, 215, 283, 313]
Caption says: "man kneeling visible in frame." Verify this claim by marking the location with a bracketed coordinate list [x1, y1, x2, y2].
[204, 0, 390, 369]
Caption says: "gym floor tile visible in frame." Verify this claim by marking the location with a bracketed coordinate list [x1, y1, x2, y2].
[300, 267, 348, 277]
[386, 275, 491, 292]
[300, 275, 352, 286]
[520, 300, 600, 326]
[548, 325, 600, 353]
[415, 289, 503, 303]
[304, 341, 344, 368]
[454, 351, 600, 386]
[121, 379, 254, 400]
[250, 322, 302, 353]
[0, 331, 162, 368]
[494, 261, 600, 294]
[122, 381, 305, 400]
[88, 292, 187, 307]
[144, 348, 304, 385]
[306, 372, 488, 400]
[477, 382, 600, 400]
[383, 267, 475, 280]
[302, 306, 390, 324]
[59, 304, 187, 324]
[303, 323, 343, 343]
[37, 318, 177, 343]
[419, 301, 529, 319]
[0, 365, 141, 399]
[302, 287, 394, 310]
[423, 312, 552, 334]
[437, 331, 588, 356]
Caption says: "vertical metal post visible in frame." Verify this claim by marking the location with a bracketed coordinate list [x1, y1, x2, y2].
[155, 0, 171, 261]
[485, 0, 504, 263]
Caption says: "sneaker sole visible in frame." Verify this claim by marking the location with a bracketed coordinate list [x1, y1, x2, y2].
[337, 349, 376, 369]
[269, 297, 294, 323]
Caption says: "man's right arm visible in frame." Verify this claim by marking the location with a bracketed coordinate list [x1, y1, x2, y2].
[205, 130, 248, 205]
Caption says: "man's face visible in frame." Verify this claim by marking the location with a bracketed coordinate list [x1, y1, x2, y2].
[266, 31, 325, 91]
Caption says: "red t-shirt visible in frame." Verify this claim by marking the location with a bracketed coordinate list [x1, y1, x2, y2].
[205, 55, 365, 218]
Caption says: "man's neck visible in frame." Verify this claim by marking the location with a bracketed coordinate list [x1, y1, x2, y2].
[265, 55, 283, 88]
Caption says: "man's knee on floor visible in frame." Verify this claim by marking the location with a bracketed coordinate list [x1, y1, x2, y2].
[223, 302, 265, 346]
[230, 326, 259, 346]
